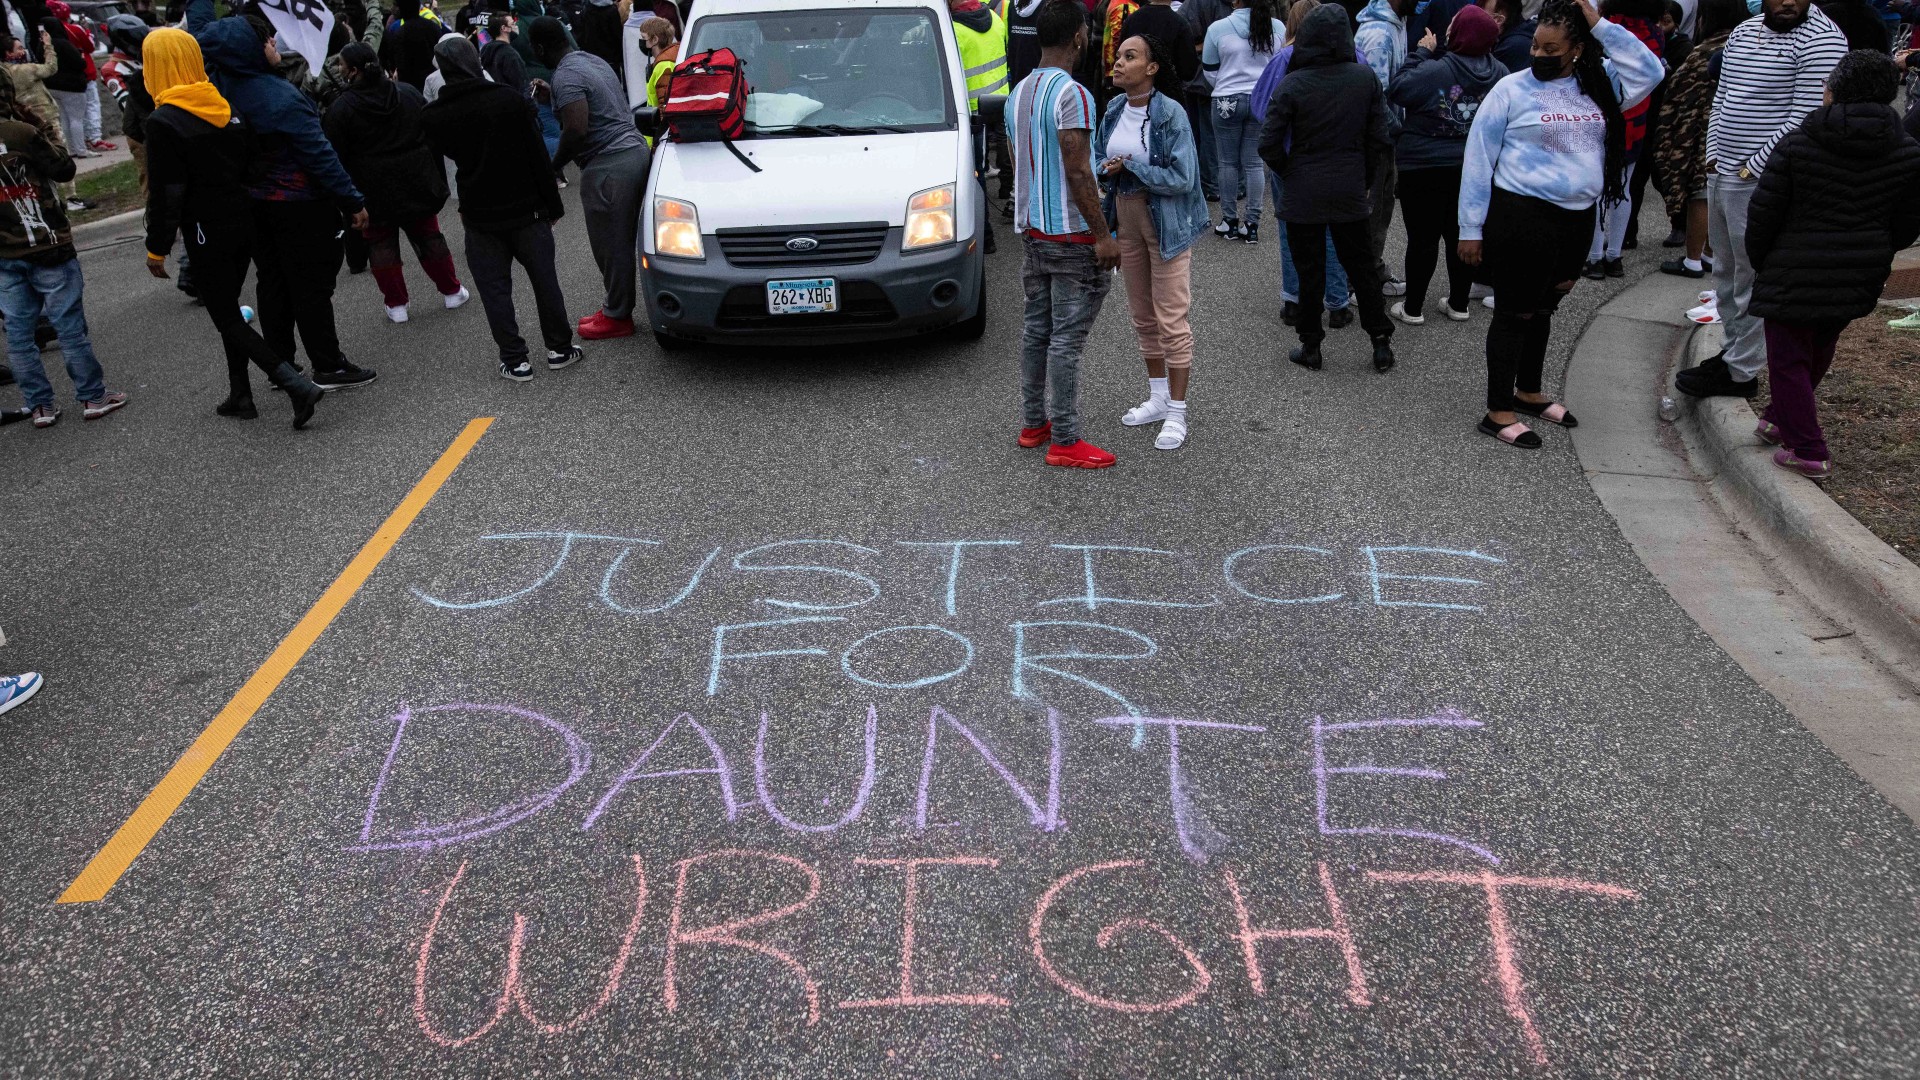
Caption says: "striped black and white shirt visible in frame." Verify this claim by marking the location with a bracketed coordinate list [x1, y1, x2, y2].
[1706, 10, 1849, 179]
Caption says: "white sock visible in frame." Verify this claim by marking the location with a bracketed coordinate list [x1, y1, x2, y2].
[1167, 398, 1186, 415]
[1148, 376, 1169, 403]
[1683, 257, 1703, 271]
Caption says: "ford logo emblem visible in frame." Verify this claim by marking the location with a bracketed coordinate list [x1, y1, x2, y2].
[786, 236, 820, 252]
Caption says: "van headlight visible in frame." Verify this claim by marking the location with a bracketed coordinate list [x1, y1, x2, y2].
[903, 184, 956, 251]
[654, 197, 704, 260]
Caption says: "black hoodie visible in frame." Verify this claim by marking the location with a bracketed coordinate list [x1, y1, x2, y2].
[420, 75, 564, 231]
[1746, 102, 1920, 323]
[323, 74, 449, 225]
[1256, 5, 1392, 224]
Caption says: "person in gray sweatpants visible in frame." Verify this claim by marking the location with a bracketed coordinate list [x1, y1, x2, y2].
[529, 16, 651, 340]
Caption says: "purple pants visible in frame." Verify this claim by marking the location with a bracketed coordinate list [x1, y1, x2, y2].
[1762, 320, 1843, 463]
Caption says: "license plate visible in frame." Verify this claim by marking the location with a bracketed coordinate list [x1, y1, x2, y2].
[767, 278, 838, 315]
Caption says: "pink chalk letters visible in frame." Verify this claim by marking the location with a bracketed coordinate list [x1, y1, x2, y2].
[410, 853, 1638, 1068]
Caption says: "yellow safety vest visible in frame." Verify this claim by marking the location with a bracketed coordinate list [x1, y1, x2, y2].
[953, 10, 1009, 112]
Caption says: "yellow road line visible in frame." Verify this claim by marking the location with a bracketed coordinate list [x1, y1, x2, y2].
[58, 418, 496, 904]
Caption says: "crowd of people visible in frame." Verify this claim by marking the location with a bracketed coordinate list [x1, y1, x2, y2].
[0, 0, 1914, 467]
[994, 0, 1920, 468]
[0, 0, 684, 429]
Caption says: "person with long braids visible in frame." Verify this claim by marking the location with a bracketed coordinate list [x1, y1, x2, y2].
[1457, 0, 1663, 448]
[141, 27, 325, 427]
[1097, 33, 1208, 449]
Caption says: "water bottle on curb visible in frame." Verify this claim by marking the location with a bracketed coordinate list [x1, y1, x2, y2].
[1658, 395, 1680, 422]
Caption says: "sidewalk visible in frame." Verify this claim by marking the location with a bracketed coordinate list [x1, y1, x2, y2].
[72, 143, 133, 177]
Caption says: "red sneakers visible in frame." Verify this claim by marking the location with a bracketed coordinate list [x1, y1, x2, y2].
[1018, 422, 1051, 448]
[1045, 439, 1116, 469]
[577, 311, 635, 340]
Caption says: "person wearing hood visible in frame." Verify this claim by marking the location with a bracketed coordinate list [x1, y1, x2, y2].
[186, 0, 376, 390]
[420, 34, 579, 382]
[573, 0, 625, 81]
[1258, 3, 1396, 373]
[0, 48, 127, 428]
[1744, 49, 1920, 480]
[324, 41, 467, 324]
[101, 15, 153, 195]
[1386, 3, 1505, 324]
[528, 14, 649, 340]
[1457, 0, 1662, 448]
[1351, 0, 1412, 297]
[142, 27, 326, 427]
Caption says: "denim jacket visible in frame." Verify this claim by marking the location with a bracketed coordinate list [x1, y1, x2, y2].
[1094, 90, 1209, 261]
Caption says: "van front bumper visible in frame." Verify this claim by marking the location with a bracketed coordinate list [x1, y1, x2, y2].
[643, 230, 983, 346]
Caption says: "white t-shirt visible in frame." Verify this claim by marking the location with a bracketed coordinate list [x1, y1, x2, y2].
[1107, 101, 1152, 168]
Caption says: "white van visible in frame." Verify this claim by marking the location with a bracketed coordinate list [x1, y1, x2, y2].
[630, 0, 989, 348]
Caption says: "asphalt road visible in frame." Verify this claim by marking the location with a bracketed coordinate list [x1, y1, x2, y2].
[2, 184, 1917, 1078]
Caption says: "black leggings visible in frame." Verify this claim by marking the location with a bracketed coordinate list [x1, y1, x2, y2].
[1397, 165, 1469, 314]
[184, 226, 291, 398]
[1482, 187, 1595, 413]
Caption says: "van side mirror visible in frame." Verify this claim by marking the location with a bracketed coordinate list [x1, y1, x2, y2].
[632, 105, 664, 139]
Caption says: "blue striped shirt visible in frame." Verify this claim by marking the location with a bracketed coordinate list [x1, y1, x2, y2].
[1006, 67, 1096, 236]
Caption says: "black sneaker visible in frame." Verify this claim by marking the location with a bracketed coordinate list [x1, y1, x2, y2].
[1215, 217, 1238, 238]
[501, 359, 534, 382]
[547, 345, 583, 370]
[1603, 258, 1625, 278]
[1243, 222, 1259, 245]
[1675, 360, 1758, 399]
[1328, 306, 1355, 330]
[1281, 301, 1298, 327]
[1582, 260, 1606, 280]
[312, 363, 377, 391]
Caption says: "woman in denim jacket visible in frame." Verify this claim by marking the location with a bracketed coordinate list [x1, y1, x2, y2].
[1096, 33, 1209, 450]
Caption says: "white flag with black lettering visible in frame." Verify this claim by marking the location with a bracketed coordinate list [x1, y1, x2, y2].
[255, 0, 335, 66]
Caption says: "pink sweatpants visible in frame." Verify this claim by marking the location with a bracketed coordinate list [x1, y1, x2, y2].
[1116, 194, 1194, 370]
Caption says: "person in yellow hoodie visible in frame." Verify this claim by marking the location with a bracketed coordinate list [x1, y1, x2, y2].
[141, 27, 325, 427]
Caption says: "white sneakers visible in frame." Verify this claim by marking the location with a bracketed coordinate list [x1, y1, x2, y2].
[1389, 301, 1424, 325]
[387, 288, 468, 324]
[1443, 301, 1471, 321]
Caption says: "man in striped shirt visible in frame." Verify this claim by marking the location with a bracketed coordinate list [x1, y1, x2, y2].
[1676, 0, 1846, 398]
[1006, 0, 1123, 469]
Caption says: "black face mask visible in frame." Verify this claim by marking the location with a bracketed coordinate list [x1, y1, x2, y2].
[1531, 54, 1570, 81]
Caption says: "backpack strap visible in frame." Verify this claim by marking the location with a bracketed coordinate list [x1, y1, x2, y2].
[723, 138, 762, 173]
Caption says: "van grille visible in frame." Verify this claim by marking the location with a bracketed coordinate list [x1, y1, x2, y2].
[716, 222, 891, 268]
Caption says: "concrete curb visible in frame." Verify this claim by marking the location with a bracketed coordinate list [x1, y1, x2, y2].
[1674, 324, 1920, 675]
[71, 208, 145, 250]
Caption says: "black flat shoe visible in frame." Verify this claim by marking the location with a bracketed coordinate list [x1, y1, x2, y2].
[215, 393, 258, 419]
[1288, 344, 1323, 371]
[1661, 258, 1706, 278]
[1583, 261, 1606, 280]
[1479, 415, 1542, 448]
[1371, 335, 1395, 373]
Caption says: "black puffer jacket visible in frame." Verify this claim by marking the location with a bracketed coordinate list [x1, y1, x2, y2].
[1257, 4, 1393, 224]
[1747, 103, 1920, 323]
[323, 74, 448, 225]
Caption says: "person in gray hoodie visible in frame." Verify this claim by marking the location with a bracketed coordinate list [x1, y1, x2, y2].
[1385, 3, 1505, 323]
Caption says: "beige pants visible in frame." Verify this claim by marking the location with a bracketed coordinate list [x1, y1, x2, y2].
[1116, 193, 1193, 370]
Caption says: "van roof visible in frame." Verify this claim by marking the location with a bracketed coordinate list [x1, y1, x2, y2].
[691, 0, 949, 16]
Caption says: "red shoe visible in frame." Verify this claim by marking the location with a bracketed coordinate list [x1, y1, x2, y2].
[1018, 421, 1051, 448]
[577, 311, 635, 340]
[1045, 439, 1116, 469]
[89, 140, 117, 152]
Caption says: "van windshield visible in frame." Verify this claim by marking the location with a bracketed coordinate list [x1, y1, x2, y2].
[686, 8, 957, 136]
